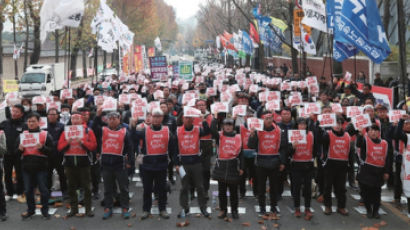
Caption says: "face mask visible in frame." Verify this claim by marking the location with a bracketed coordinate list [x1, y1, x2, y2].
[31, 105, 37, 112]
[200, 89, 206, 94]
[23, 105, 30, 112]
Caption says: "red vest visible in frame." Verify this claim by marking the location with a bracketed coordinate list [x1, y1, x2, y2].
[177, 126, 200, 156]
[218, 133, 241, 160]
[365, 135, 388, 168]
[146, 126, 169, 156]
[240, 125, 251, 150]
[22, 131, 48, 157]
[292, 131, 314, 162]
[257, 125, 281, 156]
[328, 130, 350, 161]
[193, 114, 212, 140]
[101, 127, 126, 156]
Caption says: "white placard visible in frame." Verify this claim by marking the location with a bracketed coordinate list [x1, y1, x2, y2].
[389, 110, 406, 123]
[265, 100, 281, 112]
[346, 106, 363, 118]
[247, 118, 263, 131]
[305, 102, 321, 114]
[331, 103, 343, 113]
[46, 101, 61, 112]
[20, 132, 40, 147]
[132, 106, 147, 120]
[288, 130, 307, 144]
[60, 89, 73, 99]
[102, 98, 117, 112]
[232, 105, 247, 117]
[318, 113, 337, 127]
[39, 117, 47, 130]
[64, 125, 84, 140]
[211, 102, 229, 114]
[183, 106, 201, 117]
[351, 114, 372, 130]
[72, 98, 84, 109]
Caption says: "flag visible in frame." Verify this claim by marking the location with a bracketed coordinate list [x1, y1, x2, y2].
[301, 0, 327, 32]
[220, 32, 237, 51]
[154, 37, 162, 51]
[134, 45, 144, 72]
[13, 43, 23, 60]
[147, 47, 155, 57]
[249, 23, 260, 44]
[327, 0, 359, 62]
[270, 17, 288, 32]
[40, 0, 85, 43]
[301, 26, 316, 55]
[241, 31, 253, 55]
[335, 0, 390, 64]
[233, 32, 242, 51]
[88, 48, 94, 58]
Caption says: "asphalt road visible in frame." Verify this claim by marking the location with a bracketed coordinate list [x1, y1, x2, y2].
[1, 167, 409, 230]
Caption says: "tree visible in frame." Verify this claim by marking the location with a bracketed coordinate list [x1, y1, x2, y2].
[27, 0, 41, 64]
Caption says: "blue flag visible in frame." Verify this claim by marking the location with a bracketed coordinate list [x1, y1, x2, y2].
[328, 0, 359, 62]
[335, 0, 390, 63]
[241, 31, 253, 55]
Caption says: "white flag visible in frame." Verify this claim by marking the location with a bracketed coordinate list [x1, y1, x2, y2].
[301, 0, 327, 33]
[154, 37, 162, 51]
[40, 0, 85, 43]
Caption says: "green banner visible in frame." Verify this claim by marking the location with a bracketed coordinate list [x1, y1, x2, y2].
[179, 61, 193, 81]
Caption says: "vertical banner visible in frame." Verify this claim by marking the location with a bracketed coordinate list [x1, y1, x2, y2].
[147, 47, 155, 57]
[122, 54, 129, 74]
[179, 61, 194, 81]
[149, 56, 168, 82]
[134, 45, 144, 73]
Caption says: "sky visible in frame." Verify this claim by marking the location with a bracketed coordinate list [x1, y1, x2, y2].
[164, 0, 202, 20]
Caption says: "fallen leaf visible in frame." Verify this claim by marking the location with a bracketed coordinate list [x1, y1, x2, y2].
[131, 212, 136, 218]
[70, 227, 76, 230]
[54, 214, 61, 219]
[379, 221, 387, 227]
[273, 223, 279, 228]
[361, 227, 379, 230]
[261, 226, 267, 230]
[195, 214, 201, 218]
[241, 222, 251, 227]
[54, 202, 63, 207]
[224, 217, 232, 222]
[127, 223, 133, 227]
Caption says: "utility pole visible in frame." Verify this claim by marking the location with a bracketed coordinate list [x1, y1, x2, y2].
[397, 0, 407, 97]
[12, 0, 18, 80]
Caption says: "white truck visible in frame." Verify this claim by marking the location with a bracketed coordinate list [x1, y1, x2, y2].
[18, 63, 65, 98]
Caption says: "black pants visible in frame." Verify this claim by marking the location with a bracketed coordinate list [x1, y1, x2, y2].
[142, 168, 167, 212]
[90, 162, 101, 194]
[360, 183, 381, 214]
[102, 167, 129, 209]
[4, 155, 24, 196]
[0, 159, 6, 215]
[240, 157, 257, 196]
[200, 140, 213, 193]
[48, 156, 67, 193]
[65, 166, 92, 212]
[291, 169, 313, 208]
[256, 166, 279, 212]
[315, 160, 324, 195]
[180, 163, 206, 210]
[217, 181, 238, 213]
[394, 161, 403, 200]
[278, 166, 289, 198]
[324, 166, 347, 208]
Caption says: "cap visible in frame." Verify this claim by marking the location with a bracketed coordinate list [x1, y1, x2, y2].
[296, 117, 308, 125]
[152, 108, 164, 116]
[223, 118, 235, 125]
[106, 111, 120, 118]
[363, 105, 374, 111]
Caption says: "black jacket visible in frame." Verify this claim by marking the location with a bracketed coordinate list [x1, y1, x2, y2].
[0, 117, 27, 156]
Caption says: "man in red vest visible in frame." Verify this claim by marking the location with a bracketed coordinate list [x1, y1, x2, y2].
[248, 110, 288, 218]
[357, 124, 392, 219]
[57, 112, 97, 217]
[94, 109, 134, 220]
[133, 108, 177, 220]
[16, 112, 54, 219]
[320, 116, 353, 216]
[175, 114, 211, 218]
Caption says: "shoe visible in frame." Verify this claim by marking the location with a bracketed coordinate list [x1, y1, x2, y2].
[304, 209, 313, 221]
[122, 208, 130, 219]
[92, 193, 100, 200]
[294, 208, 301, 218]
[349, 182, 358, 190]
[159, 210, 170, 219]
[258, 209, 267, 217]
[102, 208, 112, 220]
[5, 195, 11, 202]
[372, 209, 380, 219]
[240, 193, 245, 199]
[324, 206, 332, 215]
[217, 211, 227, 219]
[17, 195, 26, 203]
[86, 210, 94, 218]
[316, 195, 324, 203]
[21, 211, 35, 220]
[337, 208, 349, 216]
[232, 211, 239, 219]
[394, 199, 402, 209]
[366, 209, 373, 219]
[0, 214, 7, 221]
[200, 207, 210, 218]
[66, 211, 78, 218]
[12, 194, 18, 200]
[42, 213, 51, 220]
[169, 178, 175, 185]
[177, 208, 189, 218]
[141, 211, 150, 220]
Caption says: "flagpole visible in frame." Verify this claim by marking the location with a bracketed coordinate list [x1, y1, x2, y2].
[354, 54, 357, 82]
[67, 28, 71, 89]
